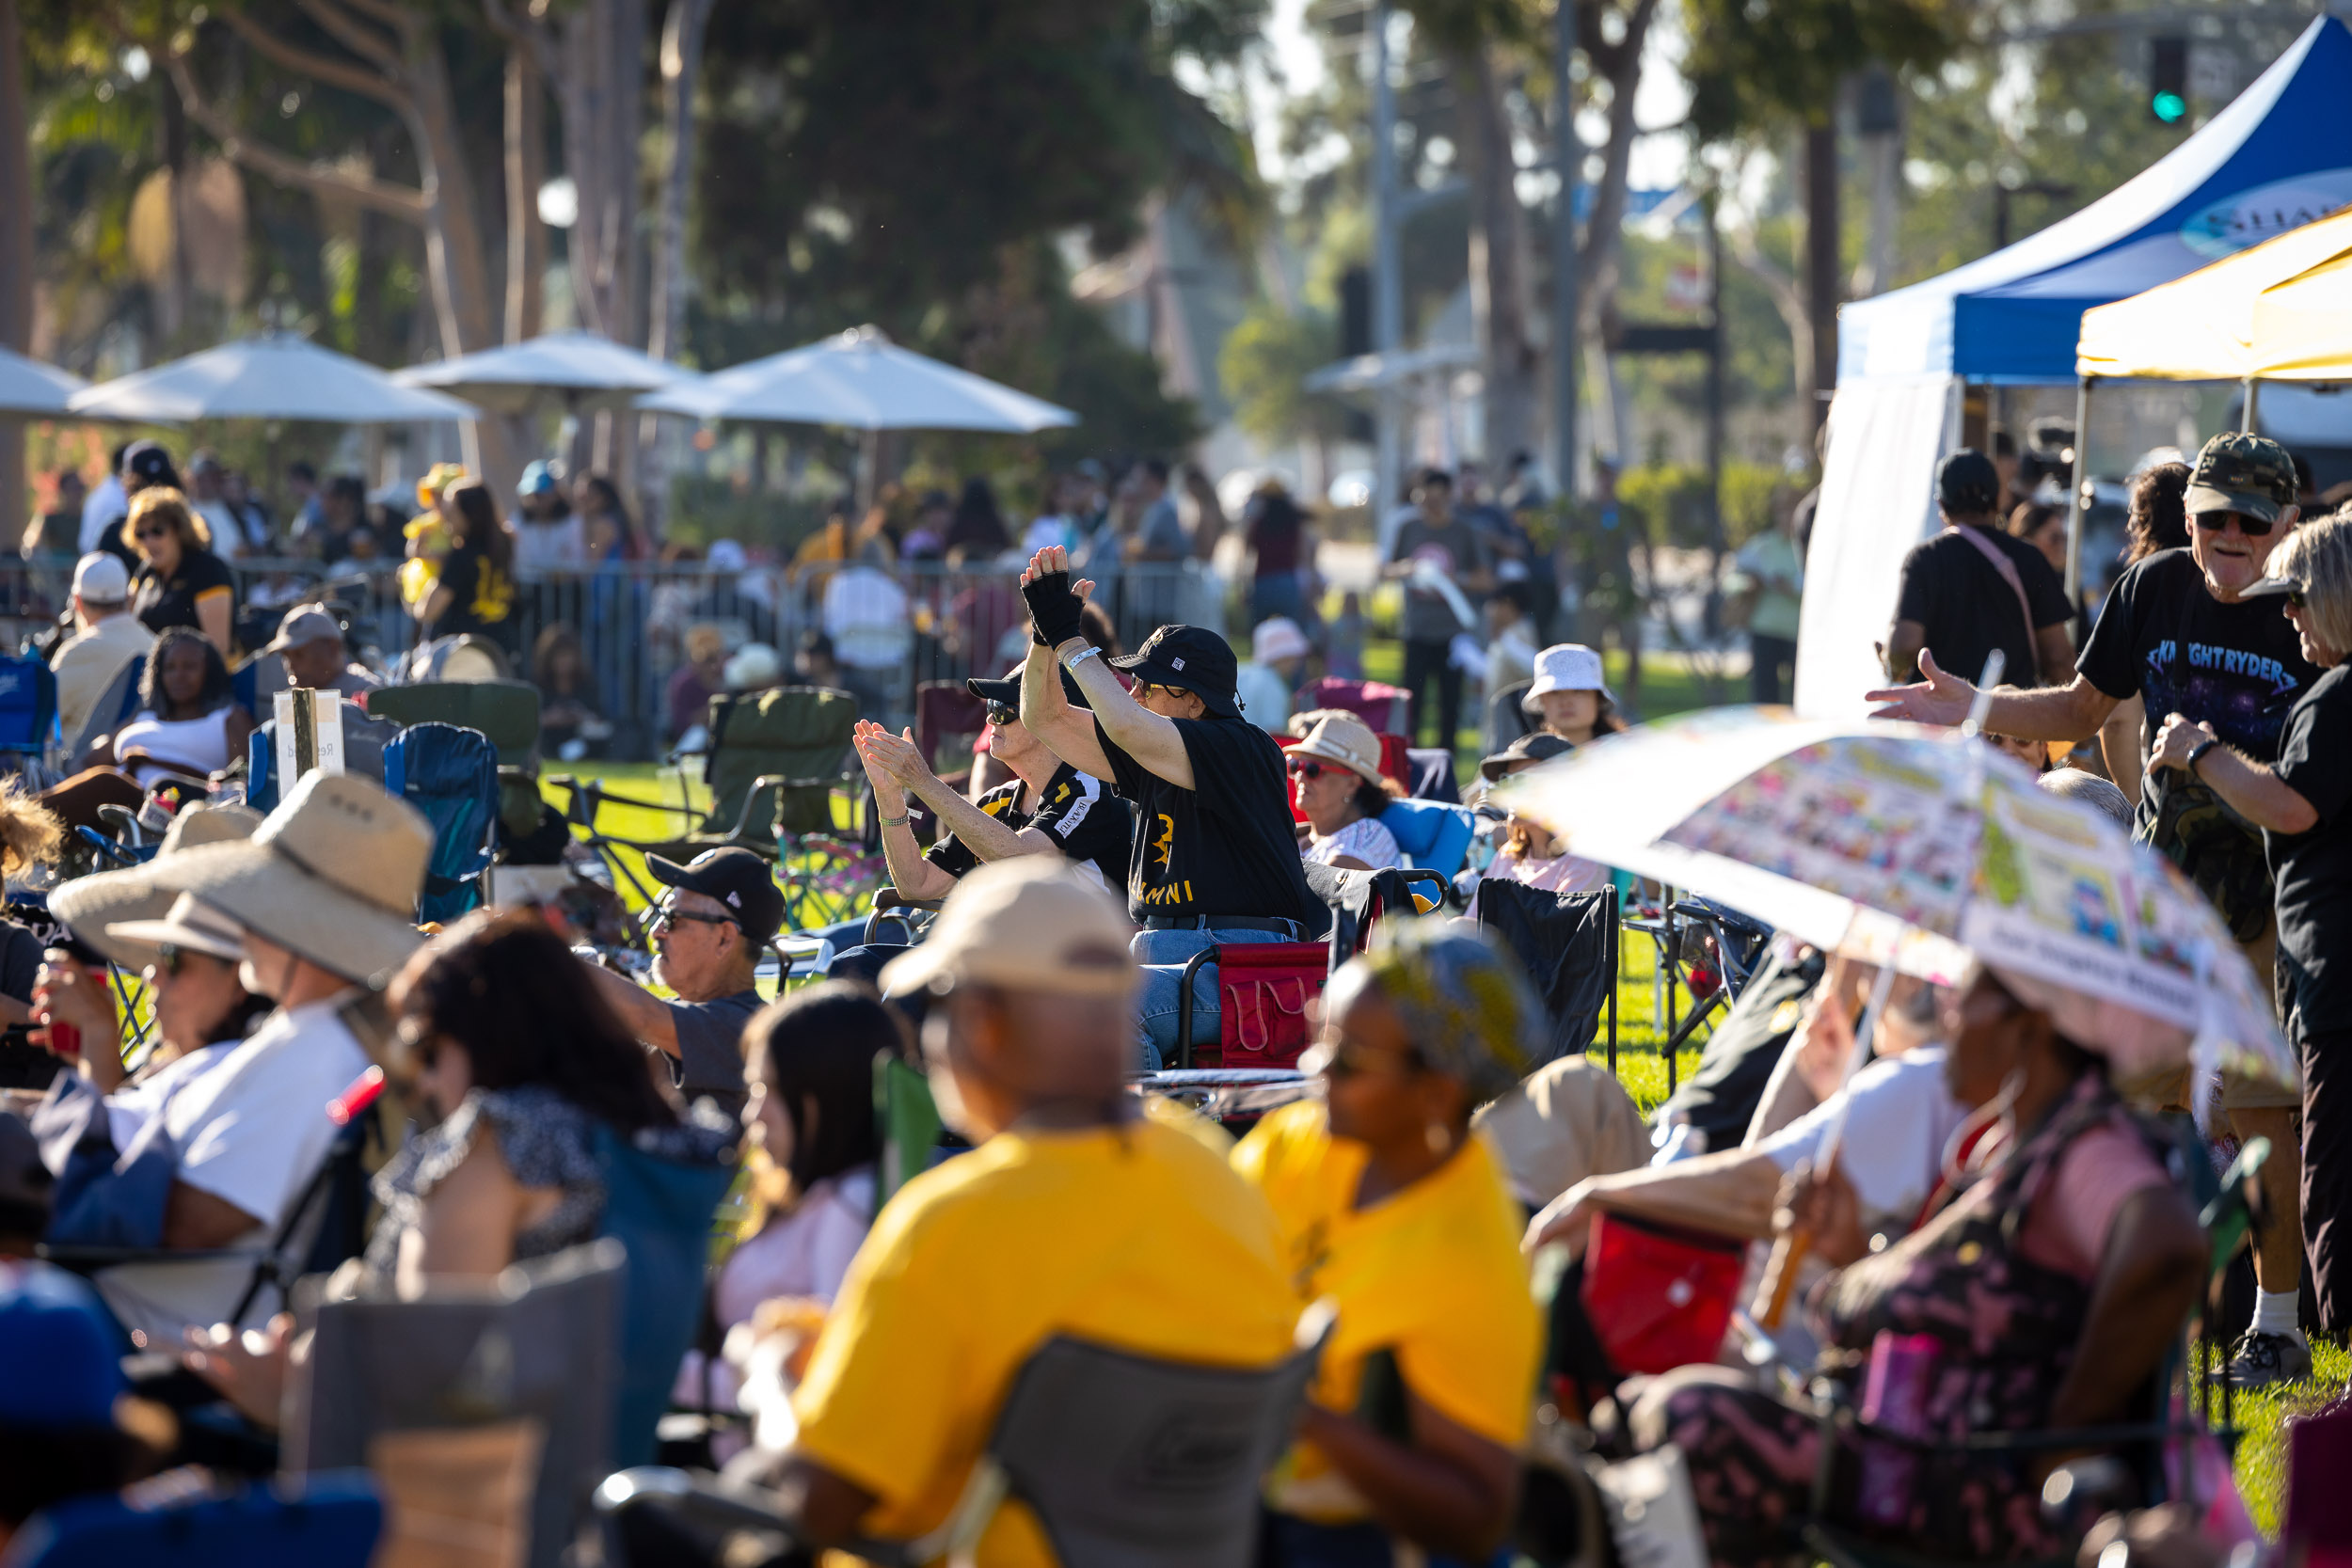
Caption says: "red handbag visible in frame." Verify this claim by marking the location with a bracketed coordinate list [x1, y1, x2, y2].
[1579, 1210, 1747, 1375]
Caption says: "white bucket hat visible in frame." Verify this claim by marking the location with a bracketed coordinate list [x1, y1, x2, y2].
[1521, 643, 1613, 712]
[48, 802, 263, 973]
[105, 892, 247, 965]
[1251, 617, 1311, 665]
[151, 772, 433, 984]
[1290, 713, 1385, 788]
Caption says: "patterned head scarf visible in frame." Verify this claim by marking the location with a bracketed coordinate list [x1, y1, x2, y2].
[1349, 921, 1543, 1104]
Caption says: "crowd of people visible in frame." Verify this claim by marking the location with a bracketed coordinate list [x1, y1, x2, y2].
[0, 413, 2330, 1568]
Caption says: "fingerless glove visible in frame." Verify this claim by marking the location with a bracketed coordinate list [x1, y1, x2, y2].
[1023, 569, 1087, 649]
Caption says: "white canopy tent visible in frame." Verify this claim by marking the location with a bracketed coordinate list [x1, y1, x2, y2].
[0, 349, 87, 417]
[636, 325, 1075, 434]
[68, 334, 477, 423]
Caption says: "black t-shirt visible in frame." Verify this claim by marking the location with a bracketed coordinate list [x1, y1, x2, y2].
[1097, 714, 1315, 926]
[433, 546, 516, 647]
[2077, 549, 2318, 939]
[2267, 662, 2352, 1021]
[924, 762, 1134, 894]
[2077, 549, 2315, 761]
[1892, 521, 2073, 687]
[132, 547, 236, 640]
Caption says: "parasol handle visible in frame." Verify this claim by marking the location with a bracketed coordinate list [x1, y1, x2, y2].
[1753, 1203, 1816, 1331]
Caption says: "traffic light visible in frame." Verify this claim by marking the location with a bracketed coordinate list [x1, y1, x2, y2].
[2150, 37, 2188, 124]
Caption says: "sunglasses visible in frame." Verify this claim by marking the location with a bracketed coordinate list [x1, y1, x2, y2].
[1316, 1040, 1425, 1080]
[1287, 759, 1328, 781]
[648, 899, 740, 935]
[2193, 511, 2276, 538]
[135, 526, 173, 541]
[985, 703, 1017, 727]
[152, 942, 213, 977]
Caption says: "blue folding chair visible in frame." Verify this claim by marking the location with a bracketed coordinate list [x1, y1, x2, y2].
[246, 703, 400, 815]
[0, 653, 58, 764]
[382, 721, 500, 923]
[4, 1471, 383, 1568]
[1379, 797, 1478, 879]
[593, 1125, 738, 1469]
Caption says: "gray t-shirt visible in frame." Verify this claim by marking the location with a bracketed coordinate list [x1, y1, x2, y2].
[1388, 517, 1487, 643]
[664, 989, 762, 1118]
[1137, 496, 1188, 561]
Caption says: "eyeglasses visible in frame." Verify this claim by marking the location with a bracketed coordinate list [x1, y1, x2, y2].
[135, 526, 172, 541]
[152, 942, 206, 977]
[1287, 759, 1327, 781]
[2281, 583, 2310, 610]
[2193, 511, 2276, 538]
[985, 704, 1017, 727]
[648, 899, 740, 935]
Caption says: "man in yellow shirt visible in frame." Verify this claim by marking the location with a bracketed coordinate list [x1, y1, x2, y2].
[773, 859, 1299, 1566]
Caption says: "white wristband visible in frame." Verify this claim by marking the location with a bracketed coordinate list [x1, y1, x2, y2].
[1061, 644, 1103, 673]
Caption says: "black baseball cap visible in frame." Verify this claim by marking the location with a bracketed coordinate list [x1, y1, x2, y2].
[1936, 450, 2000, 515]
[645, 847, 785, 946]
[1109, 625, 1242, 718]
[120, 440, 180, 491]
[966, 662, 1089, 713]
[1478, 730, 1573, 781]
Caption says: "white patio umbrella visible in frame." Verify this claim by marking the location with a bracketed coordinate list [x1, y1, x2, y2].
[68, 333, 477, 423]
[635, 325, 1075, 433]
[393, 329, 692, 415]
[0, 348, 87, 417]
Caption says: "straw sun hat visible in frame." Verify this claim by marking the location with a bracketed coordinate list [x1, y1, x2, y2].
[1289, 713, 1385, 788]
[147, 772, 434, 985]
[48, 802, 262, 974]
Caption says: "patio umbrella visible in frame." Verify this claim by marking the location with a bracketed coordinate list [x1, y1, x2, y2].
[634, 325, 1075, 433]
[1496, 705, 2292, 1087]
[0, 348, 87, 417]
[393, 329, 692, 415]
[68, 333, 477, 423]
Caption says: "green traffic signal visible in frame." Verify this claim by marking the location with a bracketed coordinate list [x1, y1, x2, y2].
[2153, 90, 2187, 123]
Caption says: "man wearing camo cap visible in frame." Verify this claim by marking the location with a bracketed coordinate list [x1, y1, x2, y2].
[1868, 429, 2319, 1386]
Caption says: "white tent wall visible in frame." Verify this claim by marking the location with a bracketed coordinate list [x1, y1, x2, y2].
[1792, 375, 1962, 717]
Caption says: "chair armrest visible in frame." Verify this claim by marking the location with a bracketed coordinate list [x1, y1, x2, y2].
[40, 1243, 253, 1273]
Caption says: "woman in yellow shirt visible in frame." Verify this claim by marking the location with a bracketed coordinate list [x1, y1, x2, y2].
[1233, 923, 1545, 1567]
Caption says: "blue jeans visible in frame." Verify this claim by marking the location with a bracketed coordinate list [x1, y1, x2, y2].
[1132, 923, 1305, 1072]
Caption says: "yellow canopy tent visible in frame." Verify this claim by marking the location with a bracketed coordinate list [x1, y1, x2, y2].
[2075, 204, 2352, 381]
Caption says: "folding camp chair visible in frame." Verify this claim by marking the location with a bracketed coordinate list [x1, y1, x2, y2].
[1476, 880, 1620, 1070]
[367, 679, 552, 857]
[1379, 797, 1478, 879]
[1295, 676, 1409, 736]
[0, 652, 58, 777]
[1135, 1069, 1315, 1136]
[594, 1124, 739, 1470]
[1485, 678, 1536, 757]
[552, 685, 881, 929]
[59, 651, 143, 764]
[1171, 865, 1447, 1070]
[3, 1471, 384, 1568]
[245, 702, 400, 813]
[383, 721, 501, 923]
[596, 1308, 1334, 1568]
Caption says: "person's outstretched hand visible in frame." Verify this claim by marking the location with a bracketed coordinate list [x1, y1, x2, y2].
[1864, 648, 1977, 726]
[1020, 546, 1095, 648]
[1523, 1178, 1603, 1258]
[853, 721, 929, 788]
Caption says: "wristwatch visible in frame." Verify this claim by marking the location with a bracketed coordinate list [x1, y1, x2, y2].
[879, 813, 911, 828]
[2185, 737, 2219, 774]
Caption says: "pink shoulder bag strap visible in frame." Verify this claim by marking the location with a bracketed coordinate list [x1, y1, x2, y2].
[1946, 521, 2043, 683]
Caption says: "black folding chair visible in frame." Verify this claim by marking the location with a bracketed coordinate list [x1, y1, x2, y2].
[1476, 880, 1620, 1071]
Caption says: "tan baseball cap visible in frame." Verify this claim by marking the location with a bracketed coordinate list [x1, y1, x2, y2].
[879, 858, 1137, 999]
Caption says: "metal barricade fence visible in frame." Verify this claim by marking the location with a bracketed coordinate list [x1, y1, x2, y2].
[5, 554, 1223, 764]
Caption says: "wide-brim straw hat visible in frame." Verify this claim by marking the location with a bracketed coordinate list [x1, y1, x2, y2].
[106, 892, 246, 965]
[151, 772, 433, 985]
[48, 802, 262, 973]
[1290, 713, 1385, 788]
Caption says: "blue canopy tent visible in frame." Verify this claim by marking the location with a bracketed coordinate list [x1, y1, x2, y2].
[1794, 16, 2352, 715]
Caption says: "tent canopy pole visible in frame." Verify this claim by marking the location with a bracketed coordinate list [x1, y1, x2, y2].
[2067, 377, 2092, 604]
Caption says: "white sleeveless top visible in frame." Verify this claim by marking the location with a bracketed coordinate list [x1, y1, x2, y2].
[115, 705, 236, 786]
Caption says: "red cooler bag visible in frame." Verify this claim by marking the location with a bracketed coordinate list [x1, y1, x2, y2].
[1580, 1210, 1747, 1375]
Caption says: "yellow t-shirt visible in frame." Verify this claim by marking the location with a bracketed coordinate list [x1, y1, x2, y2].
[1231, 1100, 1541, 1524]
[791, 1114, 1298, 1567]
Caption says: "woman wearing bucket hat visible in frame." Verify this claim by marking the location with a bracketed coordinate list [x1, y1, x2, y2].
[1017, 545, 1315, 1068]
[77, 773, 430, 1346]
[1289, 714, 1405, 872]
[1520, 644, 1628, 748]
[1234, 923, 1543, 1565]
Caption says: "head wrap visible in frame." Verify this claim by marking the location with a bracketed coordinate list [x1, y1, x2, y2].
[1353, 922, 1543, 1103]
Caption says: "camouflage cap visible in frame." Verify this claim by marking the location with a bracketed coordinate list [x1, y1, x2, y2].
[2184, 432, 2298, 526]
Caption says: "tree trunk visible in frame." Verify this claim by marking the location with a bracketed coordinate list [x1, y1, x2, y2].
[641, 0, 716, 539]
[1573, 0, 1661, 329]
[504, 40, 547, 343]
[556, 0, 647, 486]
[1453, 40, 1537, 466]
[0, 0, 28, 533]
[154, 68, 193, 346]
[1803, 120, 1839, 439]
